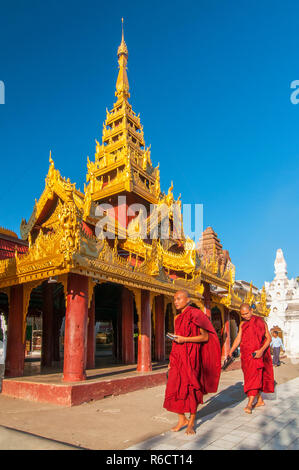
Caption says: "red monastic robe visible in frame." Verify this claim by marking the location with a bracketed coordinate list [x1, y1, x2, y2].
[163, 306, 221, 414]
[240, 315, 274, 397]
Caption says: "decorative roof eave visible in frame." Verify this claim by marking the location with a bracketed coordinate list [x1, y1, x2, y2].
[121, 237, 231, 290]
[0, 252, 68, 289]
[71, 252, 205, 298]
[0, 226, 234, 311]
[20, 154, 83, 240]
[210, 283, 270, 317]
[0, 193, 82, 288]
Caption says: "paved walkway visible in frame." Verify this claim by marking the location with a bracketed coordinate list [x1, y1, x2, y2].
[128, 377, 299, 450]
[0, 359, 298, 450]
[0, 425, 80, 450]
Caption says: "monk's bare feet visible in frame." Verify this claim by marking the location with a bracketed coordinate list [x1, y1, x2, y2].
[244, 405, 252, 414]
[185, 425, 196, 435]
[254, 399, 265, 408]
[171, 417, 189, 432]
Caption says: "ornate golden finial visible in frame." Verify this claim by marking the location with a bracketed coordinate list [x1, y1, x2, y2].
[49, 150, 55, 169]
[118, 18, 128, 57]
[116, 18, 130, 100]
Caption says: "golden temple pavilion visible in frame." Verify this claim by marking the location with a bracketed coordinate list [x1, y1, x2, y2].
[0, 24, 269, 389]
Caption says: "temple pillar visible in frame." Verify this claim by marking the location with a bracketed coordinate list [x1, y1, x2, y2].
[203, 282, 211, 319]
[41, 282, 54, 367]
[222, 307, 231, 359]
[63, 273, 88, 382]
[121, 287, 134, 364]
[137, 289, 152, 372]
[86, 294, 95, 369]
[5, 285, 25, 377]
[154, 295, 165, 362]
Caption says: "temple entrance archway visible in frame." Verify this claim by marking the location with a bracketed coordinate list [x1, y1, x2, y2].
[26, 281, 65, 368]
[4, 280, 65, 378]
[94, 282, 122, 363]
[24, 281, 65, 374]
[93, 282, 138, 367]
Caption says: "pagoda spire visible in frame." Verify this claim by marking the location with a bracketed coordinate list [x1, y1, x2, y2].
[85, 21, 161, 205]
[116, 18, 130, 101]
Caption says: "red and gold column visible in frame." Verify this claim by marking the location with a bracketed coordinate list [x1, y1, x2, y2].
[121, 287, 134, 364]
[154, 295, 165, 362]
[5, 285, 25, 377]
[137, 290, 152, 372]
[63, 273, 88, 382]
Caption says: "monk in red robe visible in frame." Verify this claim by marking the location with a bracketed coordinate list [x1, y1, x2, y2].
[163, 290, 221, 434]
[229, 303, 274, 414]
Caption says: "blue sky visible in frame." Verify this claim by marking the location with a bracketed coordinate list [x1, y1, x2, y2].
[0, 0, 298, 287]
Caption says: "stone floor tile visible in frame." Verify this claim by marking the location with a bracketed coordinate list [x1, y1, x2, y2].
[231, 415, 256, 423]
[128, 435, 166, 450]
[153, 436, 190, 448]
[271, 427, 299, 445]
[152, 443, 178, 450]
[212, 423, 241, 433]
[176, 432, 224, 449]
[179, 441, 207, 451]
[228, 429, 253, 438]
[172, 431, 198, 441]
[261, 441, 287, 450]
[259, 429, 299, 450]
[202, 445, 223, 451]
[233, 434, 272, 450]
[238, 423, 263, 432]
[248, 416, 274, 427]
[287, 438, 299, 450]
[274, 415, 296, 426]
[207, 438, 235, 450]
[220, 433, 247, 444]
[233, 442, 258, 450]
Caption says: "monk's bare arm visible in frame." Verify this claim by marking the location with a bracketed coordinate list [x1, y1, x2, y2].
[255, 322, 272, 358]
[175, 328, 209, 344]
[229, 323, 243, 356]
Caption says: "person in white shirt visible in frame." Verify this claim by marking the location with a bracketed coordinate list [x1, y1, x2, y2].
[270, 331, 285, 367]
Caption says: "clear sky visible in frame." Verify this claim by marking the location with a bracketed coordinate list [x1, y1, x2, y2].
[0, 0, 298, 287]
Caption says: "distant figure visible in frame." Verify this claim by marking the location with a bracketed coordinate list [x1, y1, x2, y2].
[270, 331, 285, 367]
[228, 303, 274, 414]
[163, 290, 221, 434]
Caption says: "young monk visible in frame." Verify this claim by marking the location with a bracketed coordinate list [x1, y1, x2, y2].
[163, 290, 221, 435]
[228, 303, 274, 414]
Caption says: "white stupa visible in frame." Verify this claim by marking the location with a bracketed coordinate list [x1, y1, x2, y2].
[265, 249, 299, 357]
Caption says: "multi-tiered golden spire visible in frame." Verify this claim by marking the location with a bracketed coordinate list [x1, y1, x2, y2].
[86, 20, 161, 205]
[116, 18, 130, 101]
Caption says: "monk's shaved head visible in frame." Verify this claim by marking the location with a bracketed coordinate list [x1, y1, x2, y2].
[175, 289, 190, 299]
[240, 303, 251, 312]
[174, 289, 191, 312]
[240, 302, 253, 321]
